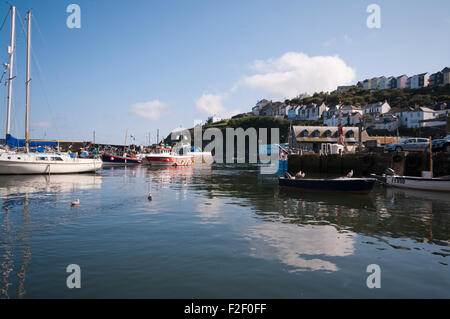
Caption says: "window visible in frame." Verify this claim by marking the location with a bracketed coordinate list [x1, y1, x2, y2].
[51, 157, 63, 161]
[38, 157, 48, 161]
[345, 131, 355, 138]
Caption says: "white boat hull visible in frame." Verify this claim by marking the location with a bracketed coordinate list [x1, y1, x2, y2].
[145, 155, 194, 167]
[385, 175, 450, 192]
[0, 153, 103, 175]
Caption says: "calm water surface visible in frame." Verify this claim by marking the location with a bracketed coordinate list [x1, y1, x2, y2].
[0, 165, 449, 298]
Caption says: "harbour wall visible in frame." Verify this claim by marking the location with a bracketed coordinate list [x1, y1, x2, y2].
[288, 152, 450, 177]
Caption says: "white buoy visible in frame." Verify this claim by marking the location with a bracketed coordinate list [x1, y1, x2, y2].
[71, 199, 80, 206]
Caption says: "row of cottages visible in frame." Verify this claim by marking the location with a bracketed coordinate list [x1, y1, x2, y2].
[389, 106, 442, 128]
[252, 99, 287, 118]
[291, 126, 369, 152]
[356, 68, 450, 91]
[287, 103, 326, 121]
[366, 104, 448, 131]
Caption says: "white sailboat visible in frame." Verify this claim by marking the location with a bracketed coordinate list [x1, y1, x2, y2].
[0, 8, 102, 175]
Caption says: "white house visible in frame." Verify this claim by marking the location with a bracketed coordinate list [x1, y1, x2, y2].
[252, 99, 271, 116]
[389, 107, 414, 127]
[396, 75, 408, 89]
[410, 73, 430, 89]
[279, 105, 291, 118]
[404, 107, 439, 128]
[207, 116, 223, 124]
[362, 101, 391, 116]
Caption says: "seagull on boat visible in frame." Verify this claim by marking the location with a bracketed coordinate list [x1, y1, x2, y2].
[71, 199, 80, 206]
[295, 171, 306, 179]
[347, 170, 354, 178]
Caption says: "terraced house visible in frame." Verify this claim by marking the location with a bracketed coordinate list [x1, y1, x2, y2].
[353, 67, 448, 91]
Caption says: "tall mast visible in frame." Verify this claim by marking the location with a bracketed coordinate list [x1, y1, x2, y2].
[124, 128, 128, 154]
[25, 11, 31, 152]
[6, 6, 16, 138]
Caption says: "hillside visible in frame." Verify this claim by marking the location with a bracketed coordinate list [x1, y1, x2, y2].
[285, 85, 450, 110]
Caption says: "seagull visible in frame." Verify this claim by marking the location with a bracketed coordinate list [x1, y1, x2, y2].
[71, 199, 80, 206]
[347, 170, 354, 178]
[295, 171, 306, 179]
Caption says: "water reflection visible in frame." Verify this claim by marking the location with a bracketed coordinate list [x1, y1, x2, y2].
[245, 223, 355, 272]
[0, 174, 102, 299]
[188, 166, 449, 272]
[0, 166, 448, 298]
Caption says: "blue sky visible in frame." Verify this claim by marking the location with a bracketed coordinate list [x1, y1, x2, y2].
[0, 0, 449, 144]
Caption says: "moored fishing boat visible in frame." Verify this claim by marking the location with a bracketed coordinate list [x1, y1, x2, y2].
[371, 138, 450, 192]
[144, 145, 194, 167]
[146, 153, 194, 167]
[372, 174, 450, 192]
[101, 154, 142, 166]
[279, 176, 376, 194]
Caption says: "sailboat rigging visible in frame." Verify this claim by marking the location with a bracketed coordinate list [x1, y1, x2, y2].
[0, 7, 102, 174]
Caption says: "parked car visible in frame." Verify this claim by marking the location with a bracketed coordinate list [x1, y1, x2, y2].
[432, 135, 450, 152]
[384, 138, 429, 152]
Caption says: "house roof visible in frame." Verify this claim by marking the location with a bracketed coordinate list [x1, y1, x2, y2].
[441, 67, 450, 73]
[417, 107, 437, 113]
[388, 107, 413, 114]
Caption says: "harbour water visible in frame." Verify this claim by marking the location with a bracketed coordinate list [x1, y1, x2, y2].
[0, 165, 449, 298]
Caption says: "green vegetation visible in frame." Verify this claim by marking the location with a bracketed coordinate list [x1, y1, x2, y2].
[285, 85, 450, 110]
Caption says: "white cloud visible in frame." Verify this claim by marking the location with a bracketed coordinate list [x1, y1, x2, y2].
[195, 93, 241, 119]
[130, 99, 167, 120]
[240, 52, 356, 98]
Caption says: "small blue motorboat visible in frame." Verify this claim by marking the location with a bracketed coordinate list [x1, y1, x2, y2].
[279, 174, 376, 194]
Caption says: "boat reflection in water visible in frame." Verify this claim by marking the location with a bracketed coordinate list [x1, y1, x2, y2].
[0, 165, 448, 298]
[0, 173, 102, 299]
[0, 174, 102, 195]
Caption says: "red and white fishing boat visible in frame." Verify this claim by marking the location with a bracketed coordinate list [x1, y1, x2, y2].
[144, 146, 194, 167]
